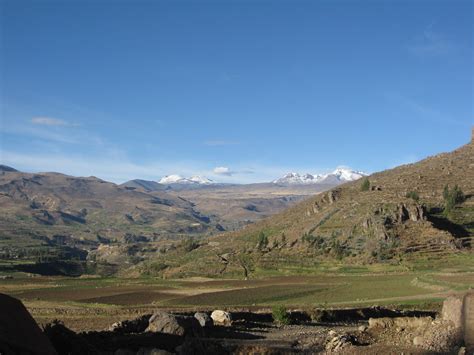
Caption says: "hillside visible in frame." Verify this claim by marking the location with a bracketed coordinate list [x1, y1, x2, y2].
[0, 169, 341, 273]
[0, 171, 223, 259]
[157, 137, 473, 277]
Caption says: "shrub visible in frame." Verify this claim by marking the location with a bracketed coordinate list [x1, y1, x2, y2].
[331, 239, 345, 260]
[360, 178, 370, 191]
[406, 191, 420, 201]
[272, 305, 291, 325]
[257, 231, 269, 250]
[238, 253, 255, 278]
[443, 184, 465, 213]
[141, 262, 168, 276]
[181, 237, 199, 252]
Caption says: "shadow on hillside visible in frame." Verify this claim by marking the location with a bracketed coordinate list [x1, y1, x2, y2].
[426, 212, 470, 238]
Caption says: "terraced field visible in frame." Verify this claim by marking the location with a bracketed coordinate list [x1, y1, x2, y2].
[1, 257, 473, 332]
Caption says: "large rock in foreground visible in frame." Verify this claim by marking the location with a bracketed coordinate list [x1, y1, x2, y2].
[146, 311, 201, 337]
[442, 293, 474, 351]
[0, 293, 57, 354]
[210, 310, 232, 326]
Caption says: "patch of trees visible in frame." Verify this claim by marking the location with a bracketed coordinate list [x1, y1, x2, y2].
[443, 184, 465, 213]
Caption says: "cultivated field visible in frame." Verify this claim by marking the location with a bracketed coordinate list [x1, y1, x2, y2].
[1, 253, 473, 332]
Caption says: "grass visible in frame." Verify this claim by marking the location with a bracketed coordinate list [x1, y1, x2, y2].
[1, 250, 472, 332]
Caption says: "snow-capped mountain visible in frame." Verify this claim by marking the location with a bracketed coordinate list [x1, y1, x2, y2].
[273, 168, 367, 185]
[159, 174, 213, 185]
[330, 168, 367, 182]
[273, 172, 323, 185]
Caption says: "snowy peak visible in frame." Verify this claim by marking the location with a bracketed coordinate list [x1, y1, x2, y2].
[159, 174, 214, 185]
[273, 168, 367, 185]
[273, 172, 323, 185]
[189, 175, 213, 184]
[330, 168, 367, 182]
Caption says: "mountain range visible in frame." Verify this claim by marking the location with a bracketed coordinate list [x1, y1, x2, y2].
[272, 168, 367, 185]
[135, 167, 366, 187]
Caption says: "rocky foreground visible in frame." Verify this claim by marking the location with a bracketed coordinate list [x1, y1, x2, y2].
[0, 292, 472, 354]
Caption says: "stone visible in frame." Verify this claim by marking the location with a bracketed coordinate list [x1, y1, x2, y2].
[358, 325, 367, 332]
[442, 296, 464, 329]
[325, 334, 357, 351]
[413, 336, 424, 346]
[0, 293, 57, 354]
[463, 292, 474, 351]
[210, 310, 232, 326]
[146, 311, 201, 336]
[194, 312, 213, 328]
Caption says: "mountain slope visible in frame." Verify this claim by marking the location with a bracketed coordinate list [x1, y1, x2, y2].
[121, 179, 167, 192]
[0, 171, 222, 246]
[0, 165, 18, 173]
[161, 138, 473, 277]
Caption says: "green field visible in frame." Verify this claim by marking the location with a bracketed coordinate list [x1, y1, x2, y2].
[1, 253, 473, 331]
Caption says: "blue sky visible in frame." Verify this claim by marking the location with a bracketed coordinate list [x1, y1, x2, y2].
[1, 0, 472, 183]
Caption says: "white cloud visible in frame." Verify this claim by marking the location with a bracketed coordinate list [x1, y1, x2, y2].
[31, 117, 71, 126]
[213, 166, 233, 176]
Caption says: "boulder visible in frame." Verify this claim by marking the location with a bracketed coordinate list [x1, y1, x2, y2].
[0, 293, 57, 354]
[413, 336, 424, 346]
[194, 312, 213, 328]
[210, 310, 232, 326]
[146, 311, 201, 336]
[442, 296, 464, 329]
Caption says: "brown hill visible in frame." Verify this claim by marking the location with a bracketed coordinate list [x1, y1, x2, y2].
[0, 171, 222, 249]
[159, 136, 473, 277]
